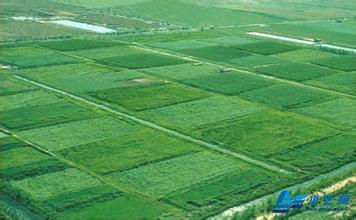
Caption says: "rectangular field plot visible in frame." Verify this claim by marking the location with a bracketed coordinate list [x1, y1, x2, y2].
[10, 168, 103, 201]
[182, 70, 277, 95]
[140, 96, 263, 131]
[178, 46, 251, 62]
[59, 128, 201, 174]
[168, 167, 278, 215]
[228, 54, 285, 68]
[38, 39, 122, 51]
[239, 84, 335, 110]
[88, 82, 209, 111]
[149, 39, 216, 51]
[109, 151, 256, 197]
[18, 63, 144, 93]
[143, 63, 220, 81]
[255, 62, 337, 81]
[70, 46, 145, 59]
[234, 41, 301, 55]
[0, 46, 80, 68]
[202, 36, 258, 47]
[274, 49, 334, 62]
[0, 79, 38, 96]
[58, 194, 165, 220]
[306, 72, 356, 96]
[96, 53, 187, 69]
[311, 54, 356, 71]
[0, 90, 61, 112]
[0, 145, 67, 180]
[270, 133, 356, 174]
[0, 100, 100, 131]
[198, 111, 339, 157]
[293, 98, 356, 127]
[19, 117, 140, 152]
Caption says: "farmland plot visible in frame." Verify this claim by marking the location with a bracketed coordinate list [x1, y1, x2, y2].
[140, 96, 263, 131]
[17, 63, 144, 93]
[39, 39, 123, 51]
[115, 1, 283, 27]
[0, 90, 61, 112]
[270, 133, 356, 174]
[255, 62, 337, 81]
[198, 110, 339, 158]
[0, 79, 38, 96]
[10, 168, 103, 201]
[0, 46, 80, 68]
[95, 53, 187, 69]
[59, 128, 201, 174]
[0, 145, 67, 180]
[239, 84, 335, 110]
[59, 194, 165, 220]
[70, 46, 146, 59]
[149, 39, 216, 51]
[310, 54, 356, 71]
[109, 151, 259, 197]
[181, 70, 277, 95]
[234, 41, 301, 55]
[143, 63, 222, 81]
[0, 100, 100, 131]
[178, 46, 251, 62]
[293, 98, 356, 127]
[306, 72, 356, 95]
[274, 49, 335, 62]
[18, 117, 140, 151]
[88, 82, 209, 111]
[228, 54, 284, 69]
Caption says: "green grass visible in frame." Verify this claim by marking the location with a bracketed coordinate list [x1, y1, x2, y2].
[198, 110, 339, 157]
[306, 72, 356, 95]
[141, 96, 263, 131]
[0, 101, 100, 131]
[202, 36, 258, 47]
[96, 53, 187, 69]
[239, 84, 335, 110]
[109, 151, 252, 197]
[59, 128, 200, 174]
[59, 194, 165, 220]
[49, 0, 148, 8]
[179, 46, 251, 61]
[0, 91, 61, 112]
[311, 54, 356, 71]
[182, 71, 277, 95]
[88, 82, 209, 111]
[19, 117, 140, 151]
[255, 62, 337, 81]
[271, 133, 356, 174]
[234, 41, 301, 55]
[293, 98, 356, 127]
[10, 168, 103, 201]
[38, 39, 122, 51]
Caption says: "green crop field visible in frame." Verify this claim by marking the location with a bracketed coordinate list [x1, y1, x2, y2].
[255, 61, 337, 81]
[1, 1, 356, 219]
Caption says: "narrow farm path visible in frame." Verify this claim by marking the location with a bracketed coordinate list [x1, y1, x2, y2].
[13, 75, 288, 174]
